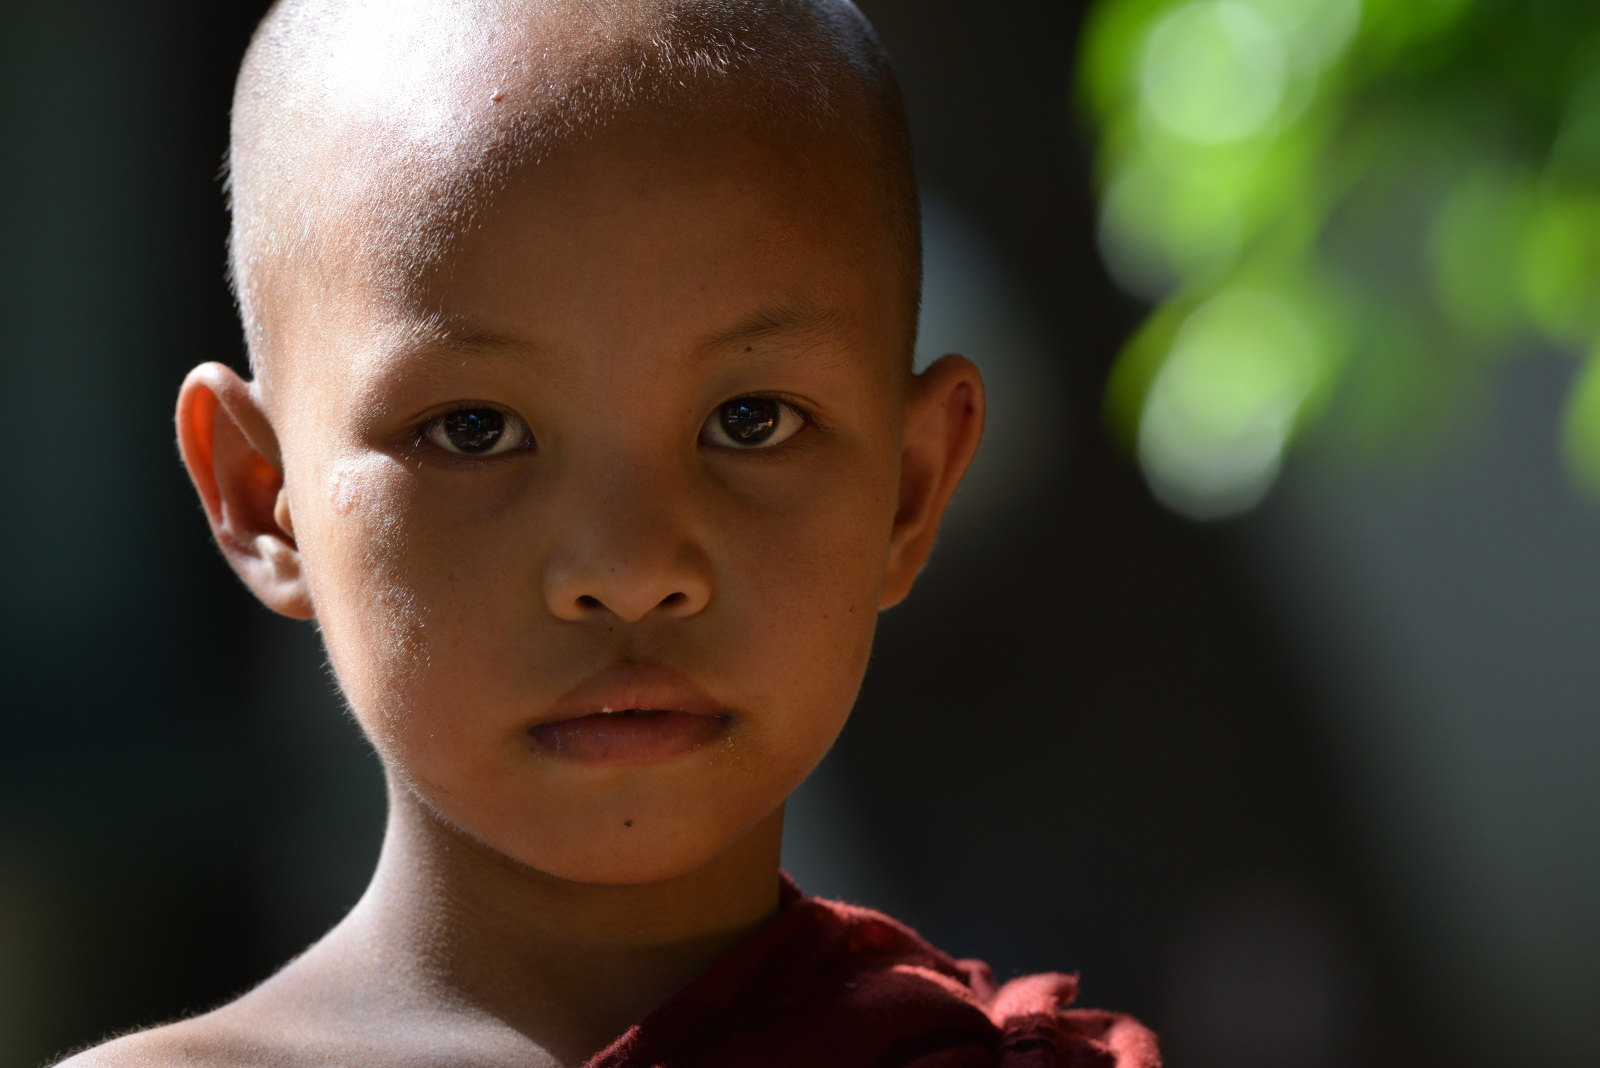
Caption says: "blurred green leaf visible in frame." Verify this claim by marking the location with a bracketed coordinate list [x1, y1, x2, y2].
[1080, 0, 1600, 516]
[1562, 341, 1600, 493]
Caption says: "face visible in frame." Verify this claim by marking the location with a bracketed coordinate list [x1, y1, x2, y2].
[254, 114, 927, 884]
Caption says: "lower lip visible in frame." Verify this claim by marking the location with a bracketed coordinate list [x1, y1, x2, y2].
[529, 711, 730, 764]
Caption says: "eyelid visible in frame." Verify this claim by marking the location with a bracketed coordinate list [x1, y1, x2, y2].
[412, 399, 520, 428]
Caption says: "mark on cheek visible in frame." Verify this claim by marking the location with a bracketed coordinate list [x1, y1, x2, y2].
[329, 468, 362, 515]
[326, 450, 406, 521]
[327, 458, 385, 516]
[315, 454, 427, 740]
[624, 820, 634, 828]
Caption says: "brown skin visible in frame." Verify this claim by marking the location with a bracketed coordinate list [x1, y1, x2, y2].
[65, 113, 982, 1067]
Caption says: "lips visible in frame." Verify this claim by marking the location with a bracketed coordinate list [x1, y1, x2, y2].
[528, 663, 731, 764]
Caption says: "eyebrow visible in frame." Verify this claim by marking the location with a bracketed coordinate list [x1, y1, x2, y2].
[380, 316, 538, 377]
[388, 302, 845, 366]
[398, 314, 524, 355]
[702, 301, 845, 353]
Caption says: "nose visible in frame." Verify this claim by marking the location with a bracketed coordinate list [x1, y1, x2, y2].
[542, 458, 713, 625]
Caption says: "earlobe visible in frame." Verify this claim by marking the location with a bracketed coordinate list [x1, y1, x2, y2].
[880, 355, 986, 609]
[176, 362, 313, 620]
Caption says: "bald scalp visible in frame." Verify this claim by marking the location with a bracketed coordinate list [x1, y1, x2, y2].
[227, 0, 919, 373]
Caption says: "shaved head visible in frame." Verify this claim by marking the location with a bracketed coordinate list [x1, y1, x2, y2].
[226, 0, 919, 373]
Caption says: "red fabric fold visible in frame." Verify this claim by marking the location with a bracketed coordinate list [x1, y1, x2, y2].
[585, 876, 1160, 1068]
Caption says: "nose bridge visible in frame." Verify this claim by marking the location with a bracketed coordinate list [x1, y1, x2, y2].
[543, 443, 711, 624]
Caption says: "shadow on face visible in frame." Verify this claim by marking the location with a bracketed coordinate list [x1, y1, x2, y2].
[178, 75, 983, 884]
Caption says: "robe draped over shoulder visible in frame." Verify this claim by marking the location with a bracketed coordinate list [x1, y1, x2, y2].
[586, 876, 1160, 1068]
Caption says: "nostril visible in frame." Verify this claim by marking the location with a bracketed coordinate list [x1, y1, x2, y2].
[578, 595, 602, 609]
[659, 592, 687, 609]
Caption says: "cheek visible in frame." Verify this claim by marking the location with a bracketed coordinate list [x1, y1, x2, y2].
[302, 455, 553, 773]
[296, 453, 437, 747]
[713, 461, 895, 742]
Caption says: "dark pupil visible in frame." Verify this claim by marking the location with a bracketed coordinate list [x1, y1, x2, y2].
[720, 398, 779, 444]
[444, 409, 505, 453]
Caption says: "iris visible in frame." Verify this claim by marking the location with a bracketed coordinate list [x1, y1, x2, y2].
[719, 398, 779, 444]
[442, 409, 505, 453]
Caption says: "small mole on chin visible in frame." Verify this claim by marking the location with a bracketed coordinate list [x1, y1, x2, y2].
[624, 820, 634, 828]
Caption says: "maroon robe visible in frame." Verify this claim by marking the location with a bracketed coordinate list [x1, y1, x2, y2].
[587, 877, 1161, 1067]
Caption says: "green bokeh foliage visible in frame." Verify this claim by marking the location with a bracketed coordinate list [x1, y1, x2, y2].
[1081, 0, 1600, 513]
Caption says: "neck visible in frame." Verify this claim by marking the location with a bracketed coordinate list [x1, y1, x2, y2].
[336, 781, 784, 1064]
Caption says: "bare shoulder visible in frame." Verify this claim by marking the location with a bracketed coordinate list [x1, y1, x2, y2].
[52, 1009, 291, 1068]
[53, 953, 351, 1068]
[52, 952, 545, 1068]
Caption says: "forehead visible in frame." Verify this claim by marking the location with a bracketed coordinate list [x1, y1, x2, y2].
[238, 0, 883, 284]
[265, 109, 905, 398]
[235, 3, 918, 389]
[425, 113, 892, 340]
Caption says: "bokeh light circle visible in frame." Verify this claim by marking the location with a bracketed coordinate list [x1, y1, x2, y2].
[1141, 1, 1289, 145]
[1138, 290, 1318, 518]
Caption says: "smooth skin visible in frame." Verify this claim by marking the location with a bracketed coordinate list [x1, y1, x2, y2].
[67, 110, 983, 1067]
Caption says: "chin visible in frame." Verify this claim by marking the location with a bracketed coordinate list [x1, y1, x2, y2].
[530, 839, 736, 886]
[437, 787, 779, 887]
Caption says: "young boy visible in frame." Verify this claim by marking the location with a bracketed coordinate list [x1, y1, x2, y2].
[67, 1, 1158, 1065]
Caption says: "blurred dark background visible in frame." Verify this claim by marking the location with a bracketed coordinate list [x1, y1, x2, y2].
[2, 3, 1596, 1067]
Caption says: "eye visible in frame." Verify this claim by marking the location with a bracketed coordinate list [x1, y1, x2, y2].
[699, 396, 806, 449]
[424, 408, 531, 457]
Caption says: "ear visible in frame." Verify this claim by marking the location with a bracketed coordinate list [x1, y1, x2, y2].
[880, 354, 986, 608]
[176, 362, 313, 620]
